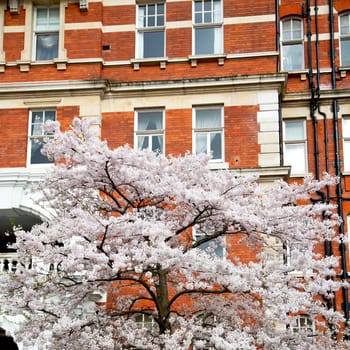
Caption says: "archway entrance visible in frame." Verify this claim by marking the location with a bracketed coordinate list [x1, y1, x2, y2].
[0, 327, 19, 350]
[0, 208, 42, 253]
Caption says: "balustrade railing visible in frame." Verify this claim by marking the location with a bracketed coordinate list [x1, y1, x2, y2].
[0, 252, 19, 272]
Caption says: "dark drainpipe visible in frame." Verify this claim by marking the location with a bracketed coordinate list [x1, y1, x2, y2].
[306, 0, 320, 179]
[275, 0, 280, 73]
[313, 0, 335, 314]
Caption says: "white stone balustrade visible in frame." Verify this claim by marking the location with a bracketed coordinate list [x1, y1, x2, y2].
[0, 252, 19, 272]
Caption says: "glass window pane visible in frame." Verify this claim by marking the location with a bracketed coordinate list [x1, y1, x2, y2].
[285, 143, 306, 173]
[196, 133, 207, 155]
[148, 16, 155, 27]
[152, 135, 163, 153]
[31, 140, 51, 164]
[195, 228, 224, 258]
[48, 8, 59, 30]
[45, 110, 56, 122]
[196, 108, 221, 128]
[283, 44, 303, 70]
[292, 27, 302, 40]
[138, 135, 149, 150]
[210, 132, 222, 159]
[340, 15, 350, 35]
[204, 12, 212, 23]
[195, 13, 202, 24]
[143, 31, 164, 58]
[195, 27, 214, 54]
[157, 14, 164, 26]
[213, 0, 222, 22]
[282, 20, 292, 40]
[285, 120, 304, 141]
[343, 118, 350, 138]
[194, 1, 202, 13]
[138, 111, 163, 130]
[36, 34, 59, 60]
[341, 39, 350, 66]
[343, 141, 350, 171]
[36, 8, 48, 30]
[148, 4, 155, 15]
[157, 4, 164, 15]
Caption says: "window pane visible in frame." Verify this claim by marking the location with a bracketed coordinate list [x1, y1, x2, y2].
[36, 34, 59, 60]
[283, 44, 303, 70]
[343, 118, 350, 138]
[196, 108, 221, 128]
[343, 141, 350, 171]
[210, 132, 222, 159]
[282, 18, 302, 41]
[285, 144, 306, 173]
[148, 16, 155, 27]
[195, 133, 207, 155]
[45, 110, 56, 122]
[148, 4, 155, 16]
[340, 14, 350, 35]
[143, 31, 164, 58]
[36, 7, 59, 31]
[203, 0, 212, 12]
[152, 135, 163, 153]
[138, 111, 163, 130]
[285, 120, 304, 141]
[137, 135, 149, 150]
[194, 1, 202, 13]
[195, 27, 214, 55]
[282, 20, 292, 40]
[341, 39, 350, 66]
[48, 8, 59, 30]
[195, 228, 225, 258]
[36, 8, 48, 30]
[31, 140, 51, 164]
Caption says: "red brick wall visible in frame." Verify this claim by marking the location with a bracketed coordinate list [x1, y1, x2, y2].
[165, 109, 192, 157]
[65, 2, 103, 23]
[3, 33, 24, 62]
[0, 108, 28, 168]
[65, 29, 102, 59]
[225, 106, 259, 168]
[102, 112, 134, 149]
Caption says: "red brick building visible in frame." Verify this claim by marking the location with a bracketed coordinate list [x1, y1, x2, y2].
[0, 0, 350, 344]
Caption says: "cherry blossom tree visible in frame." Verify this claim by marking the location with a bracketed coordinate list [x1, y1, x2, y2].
[0, 118, 348, 349]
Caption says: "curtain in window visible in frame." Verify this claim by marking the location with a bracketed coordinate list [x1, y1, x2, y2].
[213, 0, 221, 23]
[138, 6, 146, 28]
[285, 144, 306, 173]
[285, 120, 304, 140]
[138, 112, 163, 130]
[195, 109, 221, 128]
[214, 27, 222, 54]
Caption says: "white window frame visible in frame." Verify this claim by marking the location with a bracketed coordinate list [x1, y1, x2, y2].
[291, 315, 315, 334]
[136, 3, 166, 59]
[193, 225, 225, 258]
[33, 6, 60, 61]
[343, 117, 350, 172]
[135, 314, 158, 332]
[283, 119, 308, 175]
[193, 106, 224, 162]
[281, 17, 304, 71]
[27, 109, 56, 166]
[192, 0, 223, 56]
[340, 13, 350, 67]
[135, 109, 165, 154]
